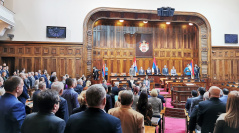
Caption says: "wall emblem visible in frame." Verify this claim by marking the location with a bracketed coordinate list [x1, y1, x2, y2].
[139, 40, 149, 52]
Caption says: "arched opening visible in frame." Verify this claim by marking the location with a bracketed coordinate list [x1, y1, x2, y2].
[83, 7, 211, 80]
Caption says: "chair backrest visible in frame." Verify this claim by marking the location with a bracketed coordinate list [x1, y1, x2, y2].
[187, 80, 190, 82]
[117, 78, 120, 80]
[180, 80, 183, 82]
[173, 80, 176, 82]
[124, 77, 127, 80]
[145, 126, 156, 133]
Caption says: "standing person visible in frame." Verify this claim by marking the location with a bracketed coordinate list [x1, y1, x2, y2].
[74, 79, 84, 94]
[162, 65, 169, 75]
[154, 65, 160, 75]
[5, 66, 10, 78]
[148, 89, 162, 118]
[62, 78, 80, 115]
[65, 84, 122, 133]
[214, 91, 239, 133]
[143, 76, 150, 91]
[109, 90, 144, 133]
[41, 70, 49, 88]
[170, 66, 177, 76]
[184, 64, 191, 76]
[127, 76, 135, 89]
[18, 73, 30, 105]
[219, 88, 229, 103]
[51, 81, 69, 123]
[197, 86, 226, 133]
[136, 92, 153, 125]
[34, 72, 39, 80]
[72, 90, 87, 114]
[21, 90, 66, 133]
[131, 87, 140, 110]
[112, 82, 119, 96]
[194, 64, 200, 79]
[38, 70, 41, 79]
[190, 87, 206, 113]
[102, 84, 112, 113]
[185, 90, 197, 114]
[2, 71, 7, 83]
[32, 82, 46, 112]
[138, 67, 145, 75]
[105, 64, 108, 81]
[145, 67, 152, 75]
[129, 65, 136, 76]
[0, 76, 26, 133]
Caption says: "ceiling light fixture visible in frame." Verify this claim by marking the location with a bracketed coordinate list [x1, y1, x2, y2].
[119, 20, 124, 22]
[166, 22, 171, 25]
[143, 21, 148, 23]
[189, 23, 193, 26]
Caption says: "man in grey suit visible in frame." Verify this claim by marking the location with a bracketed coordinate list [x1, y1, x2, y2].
[129, 65, 135, 76]
[138, 67, 145, 75]
[21, 89, 66, 133]
[162, 65, 169, 75]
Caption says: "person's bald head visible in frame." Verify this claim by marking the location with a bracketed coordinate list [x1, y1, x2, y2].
[209, 86, 221, 98]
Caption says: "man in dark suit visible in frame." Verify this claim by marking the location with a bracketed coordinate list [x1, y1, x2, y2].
[112, 82, 119, 96]
[102, 84, 112, 113]
[21, 89, 66, 133]
[185, 90, 197, 114]
[157, 89, 165, 109]
[145, 67, 152, 75]
[65, 84, 122, 133]
[189, 92, 209, 132]
[51, 81, 69, 122]
[197, 86, 226, 133]
[154, 65, 161, 75]
[74, 79, 84, 94]
[219, 88, 229, 103]
[18, 73, 30, 105]
[190, 87, 206, 113]
[41, 70, 49, 88]
[32, 82, 46, 112]
[62, 78, 79, 115]
[0, 76, 26, 133]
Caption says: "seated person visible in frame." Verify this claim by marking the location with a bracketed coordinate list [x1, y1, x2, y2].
[162, 65, 169, 75]
[184, 64, 191, 76]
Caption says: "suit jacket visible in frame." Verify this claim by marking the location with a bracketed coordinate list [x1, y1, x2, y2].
[112, 86, 119, 96]
[109, 106, 144, 133]
[32, 89, 41, 112]
[157, 94, 165, 109]
[185, 97, 194, 113]
[154, 68, 160, 75]
[138, 69, 145, 75]
[34, 75, 39, 80]
[0, 93, 26, 133]
[74, 84, 83, 94]
[127, 80, 135, 89]
[145, 69, 152, 75]
[55, 96, 69, 122]
[65, 107, 122, 133]
[171, 69, 177, 76]
[18, 85, 29, 104]
[129, 68, 135, 76]
[24, 78, 30, 89]
[41, 74, 49, 88]
[131, 94, 139, 110]
[62, 88, 80, 115]
[219, 95, 228, 103]
[21, 112, 65, 133]
[104, 94, 113, 113]
[197, 97, 226, 133]
[143, 79, 150, 90]
[190, 95, 203, 113]
[148, 97, 162, 116]
[162, 68, 169, 75]
[189, 105, 199, 131]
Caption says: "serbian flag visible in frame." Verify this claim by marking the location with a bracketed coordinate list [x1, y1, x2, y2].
[152, 57, 156, 73]
[102, 60, 105, 78]
[133, 57, 138, 74]
[190, 59, 194, 79]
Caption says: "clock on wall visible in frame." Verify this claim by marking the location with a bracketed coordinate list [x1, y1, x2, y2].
[46, 26, 66, 38]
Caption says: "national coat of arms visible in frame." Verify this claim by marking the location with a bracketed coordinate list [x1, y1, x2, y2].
[139, 40, 149, 52]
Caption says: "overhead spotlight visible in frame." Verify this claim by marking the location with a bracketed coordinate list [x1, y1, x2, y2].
[143, 21, 148, 23]
[119, 20, 124, 22]
[166, 22, 171, 25]
[189, 23, 193, 26]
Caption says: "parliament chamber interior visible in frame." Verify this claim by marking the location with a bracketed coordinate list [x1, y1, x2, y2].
[0, 0, 239, 133]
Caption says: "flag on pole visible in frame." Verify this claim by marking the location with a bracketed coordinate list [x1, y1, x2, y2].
[102, 60, 105, 79]
[190, 59, 194, 79]
[152, 57, 156, 73]
[133, 57, 137, 75]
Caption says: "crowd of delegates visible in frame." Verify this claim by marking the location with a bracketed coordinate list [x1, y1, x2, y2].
[1, 68, 239, 133]
[186, 87, 239, 133]
[0, 68, 167, 133]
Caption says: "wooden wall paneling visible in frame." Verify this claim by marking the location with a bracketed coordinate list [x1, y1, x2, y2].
[25, 57, 33, 72]
[117, 60, 120, 73]
[75, 58, 82, 78]
[59, 58, 66, 78]
[34, 57, 41, 72]
[66, 58, 75, 78]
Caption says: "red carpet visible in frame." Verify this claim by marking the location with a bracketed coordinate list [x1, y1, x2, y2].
[164, 117, 185, 133]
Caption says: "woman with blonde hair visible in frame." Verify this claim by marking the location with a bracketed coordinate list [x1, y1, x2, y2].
[214, 91, 239, 133]
[148, 89, 162, 117]
[83, 80, 91, 90]
[72, 90, 87, 114]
